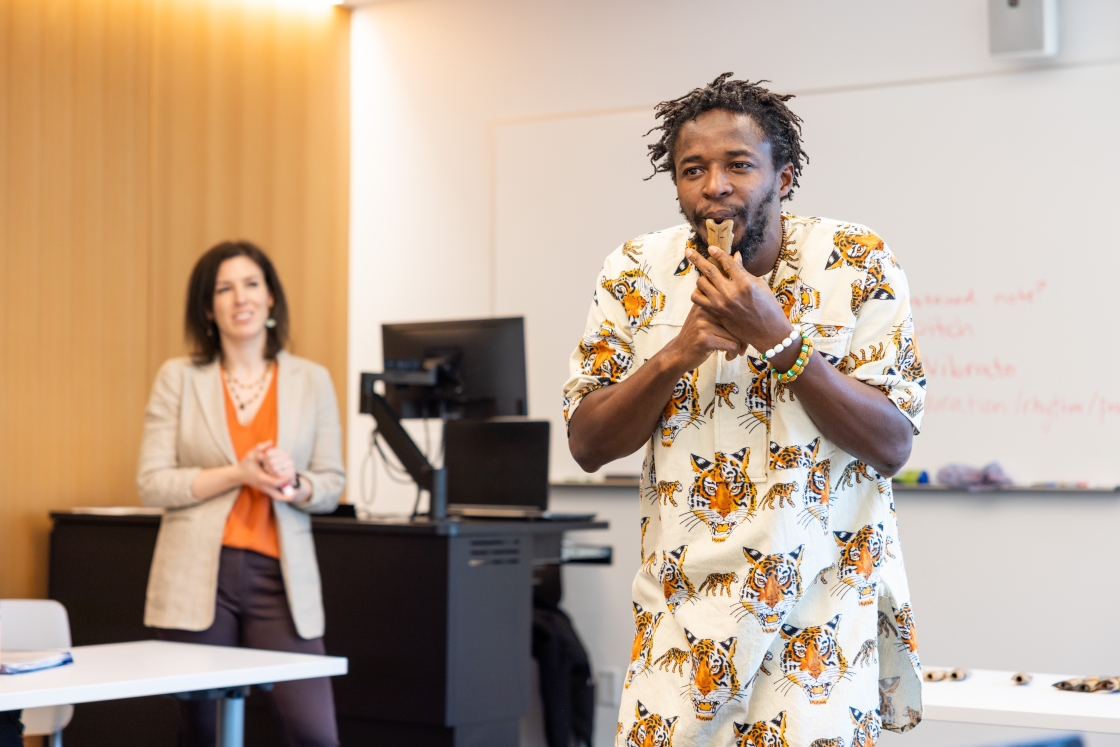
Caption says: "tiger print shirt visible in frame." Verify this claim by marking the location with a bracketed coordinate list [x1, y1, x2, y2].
[562, 214, 925, 747]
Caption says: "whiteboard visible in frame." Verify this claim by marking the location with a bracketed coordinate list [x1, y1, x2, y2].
[494, 62, 1120, 486]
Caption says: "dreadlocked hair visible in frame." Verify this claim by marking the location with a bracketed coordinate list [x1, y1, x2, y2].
[646, 72, 808, 201]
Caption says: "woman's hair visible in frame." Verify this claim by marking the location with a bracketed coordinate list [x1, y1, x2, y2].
[185, 240, 290, 364]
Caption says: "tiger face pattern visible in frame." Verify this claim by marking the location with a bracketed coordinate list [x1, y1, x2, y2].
[833, 524, 885, 605]
[738, 355, 771, 433]
[889, 316, 925, 387]
[805, 324, 850, 339]
[769, 437, 820, 470]
[684, 629, 740, 720]
[732, 711, 788, 747]
[576, 320, 634, 383]
[800, 458, 833, 532]
[685, 448, 757, 542]
[737, 545, 804, 632]
[626, 602, 663, 688]
[894, 603, 920, 670]
[809, 740, 843, 747]
[602, 265, 666, 334]
[850, 707, 882, 747]
[893, 389, 924, 419]
[660, 368, 703, 446]
[779, 614, 848, 705]
[625, 701, 678, 747]
[659, 545, 699, 613]
[826, 225, 889, 272]
[673, 236, 702, 276]
[773, 275, 821, 324]
[851, 258, 896, 315]
[704, 382, 739, 417]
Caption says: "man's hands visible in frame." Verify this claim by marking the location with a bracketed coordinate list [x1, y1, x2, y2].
[569, 240, 915, 477]
[685, 245, 797, 367]
[662, 304, 740, 372]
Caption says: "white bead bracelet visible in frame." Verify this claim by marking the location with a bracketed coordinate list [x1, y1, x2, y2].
[762, 328, 801, 361]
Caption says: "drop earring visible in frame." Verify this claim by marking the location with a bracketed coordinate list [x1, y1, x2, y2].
[265, 318, 277, 329]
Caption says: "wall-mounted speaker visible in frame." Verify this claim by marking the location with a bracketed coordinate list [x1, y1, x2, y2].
[989, 0, 1058, 58]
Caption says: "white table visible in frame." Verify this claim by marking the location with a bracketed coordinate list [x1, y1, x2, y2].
[0, 641, 347, 747]
[924, 668, 1120, 734]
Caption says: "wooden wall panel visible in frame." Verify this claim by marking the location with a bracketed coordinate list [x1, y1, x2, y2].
[148, 0, 349, 396]
[0, 0, 349, 600]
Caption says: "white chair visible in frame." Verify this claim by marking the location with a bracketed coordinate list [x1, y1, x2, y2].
[0, 599, 74, 747]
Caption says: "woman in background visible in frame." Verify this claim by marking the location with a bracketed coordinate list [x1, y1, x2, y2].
[137, 241, 345, 747]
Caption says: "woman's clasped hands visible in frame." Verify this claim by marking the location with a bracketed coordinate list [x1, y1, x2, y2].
[238, 441, 300, 502]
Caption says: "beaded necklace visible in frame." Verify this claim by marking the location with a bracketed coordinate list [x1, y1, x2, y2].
[766, 215, 789, 291]
[224, 361, 273, 411]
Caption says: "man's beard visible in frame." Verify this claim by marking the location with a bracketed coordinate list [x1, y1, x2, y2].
[684, 185, 778, 265]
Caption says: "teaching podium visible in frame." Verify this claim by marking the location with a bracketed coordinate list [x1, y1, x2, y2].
[48, 511, 607, 747]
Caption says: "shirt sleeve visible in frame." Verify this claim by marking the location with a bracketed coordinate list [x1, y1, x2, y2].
[842, 246, 927, 433]
[561, 261, 640, 431]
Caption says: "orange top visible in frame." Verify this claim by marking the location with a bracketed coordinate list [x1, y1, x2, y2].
[221, 366, 281, 559]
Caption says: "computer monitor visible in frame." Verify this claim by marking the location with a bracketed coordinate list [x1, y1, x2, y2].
[378, 317, 527, 419]
[443, 418, 549, 518]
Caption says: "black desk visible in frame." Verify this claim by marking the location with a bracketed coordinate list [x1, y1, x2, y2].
[48, 512, 607, 747]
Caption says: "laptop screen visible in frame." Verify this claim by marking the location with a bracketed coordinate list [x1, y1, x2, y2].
[443, 419, 549, 512]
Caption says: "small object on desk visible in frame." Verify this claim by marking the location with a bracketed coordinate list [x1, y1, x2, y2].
[0, 649, 73, 675]
[1012, 671, 1033, 685]
[893, 469, 929, 485]
[924, 669, 947, 682]
[1053, 676, 1120, 693]
[935, 462, 1013, 492]
[948, 668, 972, 681]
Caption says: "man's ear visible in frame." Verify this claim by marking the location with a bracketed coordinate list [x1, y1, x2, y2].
[778, 163, 795, 199]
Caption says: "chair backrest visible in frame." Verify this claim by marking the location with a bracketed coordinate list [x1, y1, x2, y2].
[0, 599, 72, 650]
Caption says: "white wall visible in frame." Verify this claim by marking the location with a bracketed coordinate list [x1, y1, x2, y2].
[349, 0, 1120, 508]
[349, 2, 1120, 743]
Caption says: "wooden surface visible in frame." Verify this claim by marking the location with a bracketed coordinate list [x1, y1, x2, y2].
[0, 0, 350, 600]
[923, 667, 1120, 734]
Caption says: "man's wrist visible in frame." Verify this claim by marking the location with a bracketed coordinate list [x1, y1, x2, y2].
[767, 341, 802, 374]
[651, 340, 694, 381]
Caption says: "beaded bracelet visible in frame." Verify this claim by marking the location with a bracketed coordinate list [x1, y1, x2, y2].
[761, 327, 802, 361]
[775, 336, 814, 384]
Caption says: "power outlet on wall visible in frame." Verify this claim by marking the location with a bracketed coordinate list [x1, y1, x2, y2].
[595, 668, 622, 708]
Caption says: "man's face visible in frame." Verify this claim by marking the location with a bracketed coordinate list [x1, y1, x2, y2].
[673, 109, 792, 263]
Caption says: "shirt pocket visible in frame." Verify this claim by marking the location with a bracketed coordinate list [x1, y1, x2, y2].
[805, 327, 853, 372]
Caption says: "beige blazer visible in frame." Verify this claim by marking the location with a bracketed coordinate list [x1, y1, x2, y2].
[137, 351, 345, 639]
